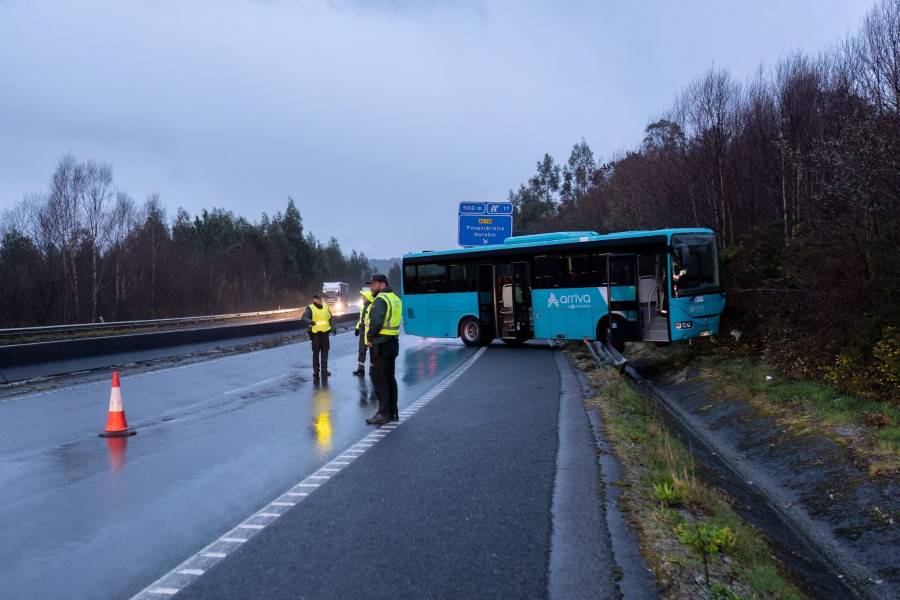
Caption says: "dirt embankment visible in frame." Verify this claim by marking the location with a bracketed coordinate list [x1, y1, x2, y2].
[627, 346, 898, 600]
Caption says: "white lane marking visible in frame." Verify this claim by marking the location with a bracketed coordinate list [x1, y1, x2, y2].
[223, 374, 290, 396]
[130, 345, 487, 600]
[178, 569, 205, 576]
[147, 589, 179, 595]
[257, 512, 281, 517]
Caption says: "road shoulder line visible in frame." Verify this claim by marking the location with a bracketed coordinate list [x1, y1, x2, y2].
[548, 349, 619, 599]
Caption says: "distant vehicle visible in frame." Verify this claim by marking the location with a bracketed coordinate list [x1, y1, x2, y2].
[322, 282, 350, 313]
[401, 229, 725, 351]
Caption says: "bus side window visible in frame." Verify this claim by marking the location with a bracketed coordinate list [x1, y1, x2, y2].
[534, 254, 564, 288]
[418, 263, 447, 293]
[567, 254, 590, 287]
[449, 264, 476, 293]
[590, 254, 607, 285]
[404, 265, 418, 295]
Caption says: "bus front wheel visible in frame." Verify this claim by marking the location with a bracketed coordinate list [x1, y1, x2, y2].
[459, 317, 485, 347]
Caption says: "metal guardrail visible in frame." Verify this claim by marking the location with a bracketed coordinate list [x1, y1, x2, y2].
[0, 308, 309, 341]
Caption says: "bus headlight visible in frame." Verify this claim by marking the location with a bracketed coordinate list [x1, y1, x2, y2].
[675, 321, 693, 330]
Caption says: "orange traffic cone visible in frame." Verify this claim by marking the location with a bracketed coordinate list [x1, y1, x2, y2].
[99, 372, 136, 437]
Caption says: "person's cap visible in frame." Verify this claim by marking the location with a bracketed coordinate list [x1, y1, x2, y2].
[367, 274, 388, 284]
[312, 292, 322, 299]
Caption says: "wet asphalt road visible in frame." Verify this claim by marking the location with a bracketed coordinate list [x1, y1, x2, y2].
[0, 332, 478, 600]
[173, 343, 565, 600]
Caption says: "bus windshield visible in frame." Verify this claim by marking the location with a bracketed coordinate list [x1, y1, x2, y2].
[671, 233, 720, 297]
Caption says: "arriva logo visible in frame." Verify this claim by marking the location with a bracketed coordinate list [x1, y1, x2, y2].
[547, 293, 591, 307]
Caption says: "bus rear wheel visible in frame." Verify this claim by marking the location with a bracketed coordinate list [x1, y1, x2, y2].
[459, 317, 485, 347]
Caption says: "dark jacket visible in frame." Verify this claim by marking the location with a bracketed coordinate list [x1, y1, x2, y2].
[301, 302, 334, 333]
[366, 287, 398, 345]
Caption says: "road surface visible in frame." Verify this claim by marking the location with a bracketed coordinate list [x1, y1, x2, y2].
[0, 332, 651, 599]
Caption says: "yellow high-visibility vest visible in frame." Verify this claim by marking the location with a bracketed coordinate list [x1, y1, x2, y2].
[365, 292, 402, 343]
[356, 302, 371, 331]
[309, 303, 332, 333]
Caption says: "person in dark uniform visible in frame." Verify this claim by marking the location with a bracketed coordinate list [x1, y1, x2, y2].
[364, 274, 402, 425]
[352, 289, 374, 376]
[301, 292, 336, 379]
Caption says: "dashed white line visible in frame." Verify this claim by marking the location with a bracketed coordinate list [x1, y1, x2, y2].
[130, 346, 487, 600]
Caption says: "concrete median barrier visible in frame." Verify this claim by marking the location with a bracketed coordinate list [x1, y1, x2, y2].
[0, 313, 360, 384]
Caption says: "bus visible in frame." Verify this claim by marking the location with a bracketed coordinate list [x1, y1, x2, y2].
[401, 229, 724, 351]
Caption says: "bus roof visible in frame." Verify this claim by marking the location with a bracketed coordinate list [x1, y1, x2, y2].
[403, 228, 714, 260]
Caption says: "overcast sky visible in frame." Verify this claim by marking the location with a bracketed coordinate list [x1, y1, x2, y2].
[0, 0, 873, 258]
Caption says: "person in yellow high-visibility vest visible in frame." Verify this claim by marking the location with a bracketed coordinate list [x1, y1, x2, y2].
[301, 292, 336, 380]
[364, 274, 402, 425]
[352, 289, 375, 376]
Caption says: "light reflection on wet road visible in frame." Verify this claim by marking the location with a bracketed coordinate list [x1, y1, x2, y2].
[0, 333, 475, 600]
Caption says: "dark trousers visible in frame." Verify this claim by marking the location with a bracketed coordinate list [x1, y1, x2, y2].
[357, 333, 369, 368]
[369, 337, 399, 417]
[310, 331, 330, 374]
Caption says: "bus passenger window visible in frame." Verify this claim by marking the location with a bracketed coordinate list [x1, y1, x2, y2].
[404, 265, 418, 295]
[534, 254, 564, 288]
[590, 254, 607, 285]
[449, 264, 476, 293]
[567, 254, 589, 287]
[417, 263, 447, 293]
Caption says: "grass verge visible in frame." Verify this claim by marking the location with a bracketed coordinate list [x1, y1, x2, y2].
[633, 343, 900, 478]
[567, 342, 805, 600]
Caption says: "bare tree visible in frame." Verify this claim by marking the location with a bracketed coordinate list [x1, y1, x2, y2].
[80, 160, 115, 322]
[47, 154, 85, 322]
[109, 191, 136, 320]
[684, 66, 741, 247]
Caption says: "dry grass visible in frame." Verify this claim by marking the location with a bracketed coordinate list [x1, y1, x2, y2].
[569, 343, 804, 600]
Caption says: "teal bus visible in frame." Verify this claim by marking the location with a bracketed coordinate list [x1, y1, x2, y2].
[401, 229, 725, 350]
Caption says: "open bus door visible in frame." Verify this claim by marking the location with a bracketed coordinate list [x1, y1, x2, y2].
[477, 264, 497, 342]
[509, 261, 532, 342]
[605, 254, 640, 351]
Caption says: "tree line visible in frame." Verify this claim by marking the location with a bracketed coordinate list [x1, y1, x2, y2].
[509, 0, 900, 400]
[0, 155, 376, 327]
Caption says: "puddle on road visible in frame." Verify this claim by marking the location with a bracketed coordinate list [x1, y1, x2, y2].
[629, 358, 899, 600]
